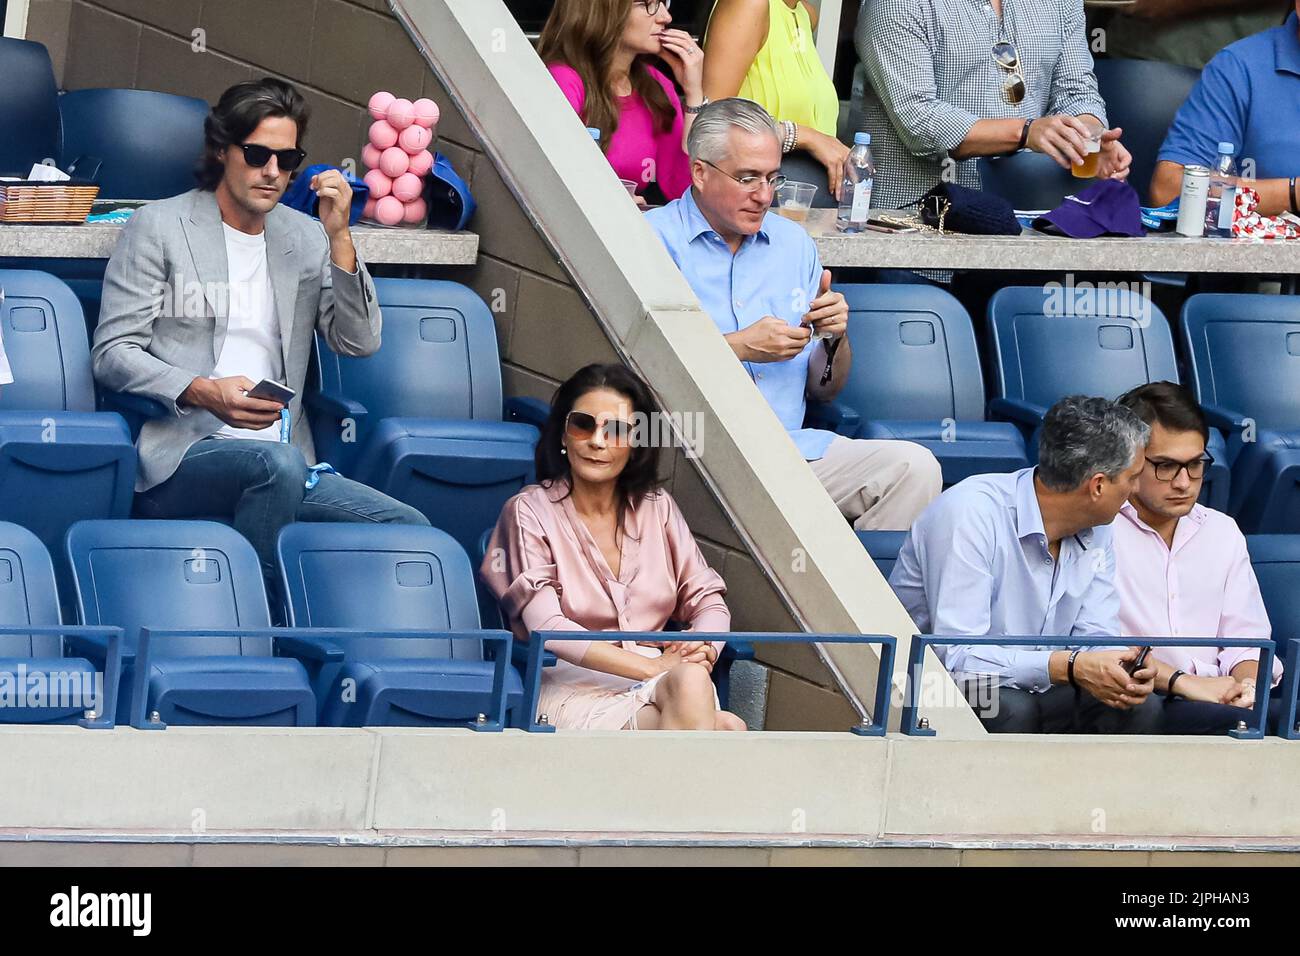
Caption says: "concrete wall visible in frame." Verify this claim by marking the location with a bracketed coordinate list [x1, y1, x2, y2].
[27, 0, 867, 727]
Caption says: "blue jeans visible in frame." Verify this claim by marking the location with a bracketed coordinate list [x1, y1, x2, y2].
[135, 438, 429, 572]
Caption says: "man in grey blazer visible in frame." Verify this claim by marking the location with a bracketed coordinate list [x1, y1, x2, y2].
[93, 78, 427, 574]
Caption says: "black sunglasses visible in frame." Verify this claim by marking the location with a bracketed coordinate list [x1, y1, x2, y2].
[1145, 454, 1215, 482]
[237, 143, 307, 172]
[565, 410, 635, 446]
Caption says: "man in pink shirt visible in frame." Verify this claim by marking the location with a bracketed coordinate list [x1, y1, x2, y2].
[1113, 382, 1285, 734]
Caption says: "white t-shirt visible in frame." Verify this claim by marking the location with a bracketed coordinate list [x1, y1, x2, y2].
[211, 223, 283, 441]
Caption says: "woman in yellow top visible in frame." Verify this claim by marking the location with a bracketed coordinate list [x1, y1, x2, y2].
[702, 0, 848, 200]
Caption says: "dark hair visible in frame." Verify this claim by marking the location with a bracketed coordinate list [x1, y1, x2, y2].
[536, 363, 664, 505]
[1037, 395, 1150, 492]
[1116, 381, 1209, 444]
[198, 78, 310, 190]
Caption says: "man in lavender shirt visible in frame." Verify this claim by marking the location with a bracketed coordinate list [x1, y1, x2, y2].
[1114, 382, 1286, 734]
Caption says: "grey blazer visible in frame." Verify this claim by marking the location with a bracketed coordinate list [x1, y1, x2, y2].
[92, 189, 382, 492]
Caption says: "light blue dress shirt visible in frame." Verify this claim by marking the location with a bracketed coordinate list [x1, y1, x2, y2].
[888, 467, 1123, 691]
[645, 189, 835, 461]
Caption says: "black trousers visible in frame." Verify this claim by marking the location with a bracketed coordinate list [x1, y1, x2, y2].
[1161, 689, 1290, 736]
[975, 684, 1165, 734]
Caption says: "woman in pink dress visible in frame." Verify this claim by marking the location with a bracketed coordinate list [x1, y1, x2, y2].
[481, 364, 746, 731]
[538, 0, 706, 202]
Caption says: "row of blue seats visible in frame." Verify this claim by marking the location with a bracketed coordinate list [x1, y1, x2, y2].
[814, 284, 1300, 533]
[0, 518, 798, 732]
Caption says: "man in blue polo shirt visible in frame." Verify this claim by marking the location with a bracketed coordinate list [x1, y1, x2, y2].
[1151, 5, 1300, 216]
[644, 98, 941, 531]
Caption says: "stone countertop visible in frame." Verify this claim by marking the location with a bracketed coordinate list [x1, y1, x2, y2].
[803, 208, 1300, 274]
[0, 221, 479, 265]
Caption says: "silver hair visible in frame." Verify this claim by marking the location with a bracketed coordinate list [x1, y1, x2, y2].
[1037, 395, 1150, 492]
[686, 97, 781, 165]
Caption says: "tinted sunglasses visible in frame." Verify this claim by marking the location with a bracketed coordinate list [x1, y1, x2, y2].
[565, 410, 635, 446]
[992, 41, 1026, 106]
[237, 143, 307, 172]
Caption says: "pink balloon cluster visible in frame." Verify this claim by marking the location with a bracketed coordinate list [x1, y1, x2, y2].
[361, 91, 440, 226]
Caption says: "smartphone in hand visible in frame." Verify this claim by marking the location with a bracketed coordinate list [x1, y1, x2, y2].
[245, 380, 296, 404]
[1124, 645, 1154, 676]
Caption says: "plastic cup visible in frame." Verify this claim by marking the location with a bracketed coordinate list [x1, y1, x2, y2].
[774, 181, 817, 223]
[1073, 119, 1104, 179]
[619, 179, 639, 197]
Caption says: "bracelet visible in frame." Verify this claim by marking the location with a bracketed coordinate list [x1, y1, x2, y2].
[1167, 669, 1186, 698]
[1290, 176, 1297, 214]
[1016, 118, 1031, 152]
[1066, 648, 1082, 688]
[781, 119, 798, 154]
[684, 96, 710, 115]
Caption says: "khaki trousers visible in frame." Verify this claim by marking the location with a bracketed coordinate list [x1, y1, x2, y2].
[808, 436, 942, 532]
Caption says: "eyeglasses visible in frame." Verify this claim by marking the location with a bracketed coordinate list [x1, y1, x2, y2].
[636, 0, 671, 14]
[1145, 454, 1214, 482]
[237, 143, 307, 172]
[991, 41, 1026, 105]
[565, 410, 635, 446]
[700, 159, 786, 193]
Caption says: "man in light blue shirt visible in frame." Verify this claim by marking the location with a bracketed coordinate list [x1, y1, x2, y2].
[890, 396, 1163, 733]
[645, 99, 940, 531]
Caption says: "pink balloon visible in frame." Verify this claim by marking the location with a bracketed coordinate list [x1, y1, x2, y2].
[392, 172, 423, 202]
[361, 143, 382, 170]
[407, 149, 434, 177]
[402, 197, 428, 224]
[412, 98, 440, 129]
[363, 168, 392, 199]
[386, 98, 415, 131]
[368, 91, 395, 121]
[363, 197, 378, 221]
[369, 120, 398, 150]
[398, 124, 432, 155]
[375, 195, 405, 226]
[379, 146, 410, 178]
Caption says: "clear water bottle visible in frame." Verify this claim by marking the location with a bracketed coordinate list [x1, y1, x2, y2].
[1204, 142, 1237, 238]
[837, 132, 875, 233]
[587, 127, 601, 141]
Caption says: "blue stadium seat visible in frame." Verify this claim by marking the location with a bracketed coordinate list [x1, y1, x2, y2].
[275, 522, 518, 727]
[1181, 294, 1300, 533]
[0, 271, 136, 602]
[836, 284, 1027, 484]
[988, 284, 1230, 509]
[58, 89, 208, 201]
[856, 530, 907, 580]
[65, 519, 315, 728]
[0, 38, 60, 175]
[0, 521, 123, 727]
[977, 150, 1077, 211]
[1244, 535, 1300, 738]
[1093, 58, 1200, 207]
[307, 279, 538, 557]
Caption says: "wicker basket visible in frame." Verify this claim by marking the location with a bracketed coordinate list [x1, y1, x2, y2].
[0, 180, 100, 224]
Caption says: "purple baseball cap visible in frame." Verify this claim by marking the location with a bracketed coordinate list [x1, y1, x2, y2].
[1033, 179, 1145, 238]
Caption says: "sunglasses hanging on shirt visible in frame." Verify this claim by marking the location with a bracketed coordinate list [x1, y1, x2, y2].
[992, 40, 1026, 105]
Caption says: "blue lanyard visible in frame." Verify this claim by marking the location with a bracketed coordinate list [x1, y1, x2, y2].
[278, 406, 336, 490]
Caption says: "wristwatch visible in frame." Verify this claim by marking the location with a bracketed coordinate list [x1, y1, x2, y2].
[684, 96, 710, 115]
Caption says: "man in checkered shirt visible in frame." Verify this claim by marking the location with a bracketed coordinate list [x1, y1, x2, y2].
[856, 0, 1132, 212]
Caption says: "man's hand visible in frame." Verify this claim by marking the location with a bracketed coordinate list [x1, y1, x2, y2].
[1026, 114, 1093, 168]
[1179, 674, 1252, 706]
[312, 169, 353, 240]
[1096, 127, 1132, 180]
[1073, 648, 1156, 709]
[179, 375, 285, 430]
[728, 316, 811, 363]
[803, 269, 847, 340]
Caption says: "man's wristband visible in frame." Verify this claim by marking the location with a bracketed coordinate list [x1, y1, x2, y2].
[1066, 648, 1082, 688]
[1016, 119, 1032, 152]
[1167, 669, 1186, 698]
[1290, 176, 1297, 214]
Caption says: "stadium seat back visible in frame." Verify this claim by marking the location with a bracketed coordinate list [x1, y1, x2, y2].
[839, 284, 985, 421]
[856, 530, 907, 580]
[0, 270, 96, 412]
[1181, 294, 1300, 432]
[977, 150, 1076, 211]
[989, 285, 1177, 406]
[1246, 535, 1300, 649]
[277, 522, 483, 660]
[58, 89, 208, 200]
[0, 522, 62, 658]
[0, 38, 60, 175]
[1093, 58, 1200, 206]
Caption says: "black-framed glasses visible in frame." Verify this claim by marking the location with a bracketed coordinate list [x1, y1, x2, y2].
[1145, 454, 1214, 482]
[700, 159, 786, 193]
[992, 41, 1026, 105]
[637, 0, 671, 14]
[237, 143, 307, 172]
[565, 410, 635, 446]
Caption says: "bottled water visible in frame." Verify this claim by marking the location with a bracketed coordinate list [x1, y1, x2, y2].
[837, 132, 875, 234]
[1204, 142, 1237, 238]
